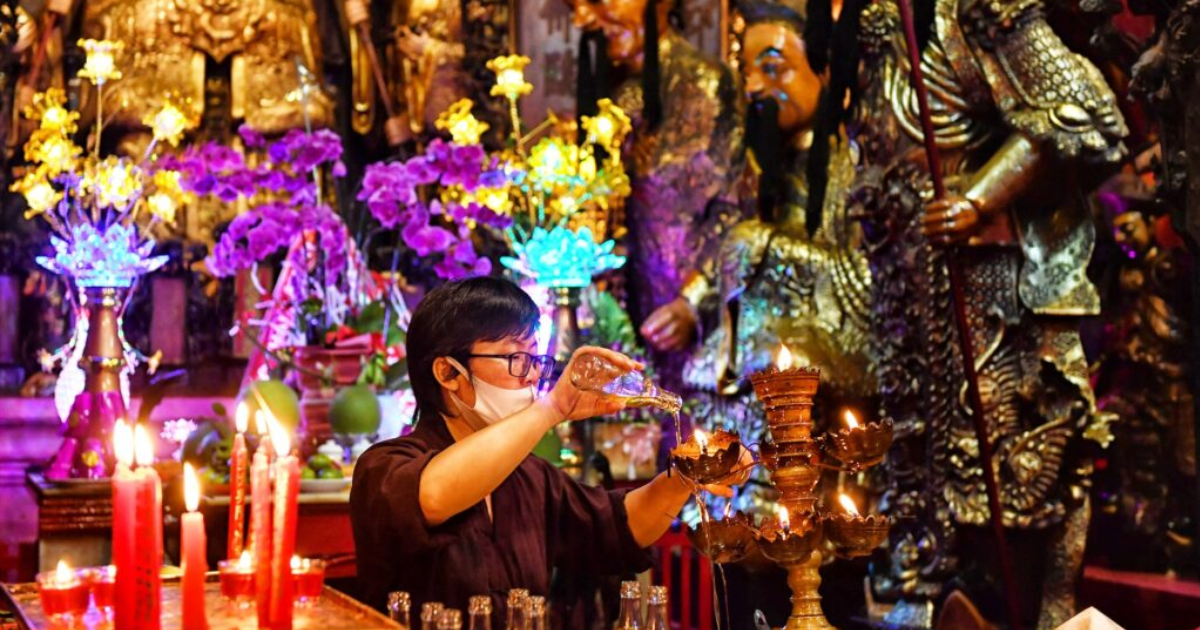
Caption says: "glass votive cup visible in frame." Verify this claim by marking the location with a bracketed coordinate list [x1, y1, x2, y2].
[36, 567, 89, 623]
[218, 558, 257, 607]
[79, 565, 116, 618]
[291, 558, 326, 606]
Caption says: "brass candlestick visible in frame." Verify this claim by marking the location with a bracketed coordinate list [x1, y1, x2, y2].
[746, 365, 894, 630]
[687, 510, 756, 564]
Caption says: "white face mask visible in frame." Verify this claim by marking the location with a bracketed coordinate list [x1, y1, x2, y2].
[445, 357, 537, 430]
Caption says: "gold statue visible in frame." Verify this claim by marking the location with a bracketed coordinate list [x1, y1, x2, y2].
[77, 0, 333, 144]
[577, 0, 745, 388]
[847, 0, 1127, 627]
[390, 0, 469, 141]
[694, 0, 872, 403]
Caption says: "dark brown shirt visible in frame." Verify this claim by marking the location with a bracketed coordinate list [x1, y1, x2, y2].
[350, 417, 652, 621]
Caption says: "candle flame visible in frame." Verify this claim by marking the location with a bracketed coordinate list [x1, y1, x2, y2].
[237, 550, 253, 571]
[269, 418, 291, 457]
[235, 402, 249, 434]
[291, 555, 301, 571]
[55, 560, 72, 584]
[776, 345, 794, 371]
[114, 419, 133, 467]
[133, 424, 154, 467]
[779, 506, 790, 531]
[694, 429, 709, 453]
[255, 410, 268, 436]
[184, 462, 200, 513]
[844, 410, 860, 429]
[838, 494, 860, 517]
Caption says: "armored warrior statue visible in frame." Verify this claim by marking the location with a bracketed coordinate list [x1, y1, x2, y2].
[846, 0, 1126, 627]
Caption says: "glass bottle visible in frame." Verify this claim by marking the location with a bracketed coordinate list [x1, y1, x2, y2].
[644, 586, 668, 630]
[422, 602, 446, 630]
[570, 355, 682, 412]
[526, 596, 548, 630]
[469, 595, 493, 630]
[612, 581, 641, 630]
[389, 592, 412, 629]
[506, 589, 529, 630]
[439, 609, 464, 630]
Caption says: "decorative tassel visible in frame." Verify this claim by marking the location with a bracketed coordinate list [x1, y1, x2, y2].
[642, 0, 663, 130]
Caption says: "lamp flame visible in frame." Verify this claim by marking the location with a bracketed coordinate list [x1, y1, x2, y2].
[255, 410, 268, 435]
[779, 506, 790, 532]
[235, 402, 249, 434]
[776, 345, 794, 371]
[844, 410, 860, 429]
[134, 424, 154, 468]
[838, 494, 860, 517]
[694, 429, 709, 454]
[184, 462, 200, 513]
[114, 419, 133, 468]
[269, 418, 291, 457]
[237, 550, 253, 571]
[291, 555, 302, 571]
[55, 560, 73, 585]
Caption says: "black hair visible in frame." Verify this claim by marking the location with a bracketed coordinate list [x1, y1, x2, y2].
[738, 0, 805, 32]
[405, 276, 540, 423]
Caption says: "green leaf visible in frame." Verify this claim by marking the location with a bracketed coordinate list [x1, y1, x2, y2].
[385, 359, 410, 391]
[354, 301, 387, 333]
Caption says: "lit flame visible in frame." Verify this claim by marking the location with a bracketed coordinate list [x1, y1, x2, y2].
[776, 345, 794, 371]
[838, 494, 860, 517]
[134, 424, 154, 468]
[291, 555, 302, 571]
[844, 410, 860, 430]
[694, 429, 709, 453]
[237, 550, 253, 572]
[114, 419, 133, 468]
[184, 463, 200, 513]
[269, 418, 291, 457]
[235, 402, 249, 434]
[55, 560, 73, 585]
[255, 410, 270, 437]
[779, 506, 790, 532]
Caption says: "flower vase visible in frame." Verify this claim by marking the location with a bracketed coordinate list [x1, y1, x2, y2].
[46, 286, 129, 481]
[293, 346, 372, 451]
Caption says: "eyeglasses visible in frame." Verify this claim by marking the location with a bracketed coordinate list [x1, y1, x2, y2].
[467, 352, 556, 378]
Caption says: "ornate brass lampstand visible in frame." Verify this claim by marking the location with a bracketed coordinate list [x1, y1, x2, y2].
[676, 361, 894, 630]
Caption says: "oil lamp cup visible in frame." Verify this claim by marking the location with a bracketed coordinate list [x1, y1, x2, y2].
[749, 367, 821, 440]
[687, 512, 756, 564]
[825, 513, 890, 559]
[823, 419, 894, 470]
[218, 559, 256, 607]
[753, 516, 834, 630]
[36, 567, 89, 623]
[670, 430, 744, 486]
[752, 515, 823, 567]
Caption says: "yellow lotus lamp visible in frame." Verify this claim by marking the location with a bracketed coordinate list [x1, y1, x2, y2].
[487, 55, 533, 101]
[19, 180, 62, 219]
[145, 101, 193, 146]
[436, 99, 490, 145]
[582, 99, 631, 153]
[77, 39, 124, 86]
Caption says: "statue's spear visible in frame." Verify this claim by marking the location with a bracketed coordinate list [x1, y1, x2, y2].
[892, 2, 1023, 629]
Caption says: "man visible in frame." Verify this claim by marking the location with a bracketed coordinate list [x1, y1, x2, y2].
[846, 0, 1126, 627]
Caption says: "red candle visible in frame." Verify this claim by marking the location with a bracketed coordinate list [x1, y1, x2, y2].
[250, 435, 273, 627]
[112, 421, 138, 629]
[229, 403, 250, 560]
[182, 463, 208, 630]
[37, 561, 89, 620]
[269, 421, 300, 630]
[133, 424, 163, 630]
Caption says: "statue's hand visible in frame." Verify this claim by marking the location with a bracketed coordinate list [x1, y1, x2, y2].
[922, 195, 981, 246]
[641, 297, 698, 352]
[397, 26, 432, 60]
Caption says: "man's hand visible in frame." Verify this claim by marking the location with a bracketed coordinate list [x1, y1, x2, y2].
[545, 347, 644, 422]
[922, 195, 981, 246]
[641, 297, 699, 352]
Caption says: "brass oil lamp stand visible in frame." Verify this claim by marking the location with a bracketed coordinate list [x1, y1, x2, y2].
[671, 360, 894, 630]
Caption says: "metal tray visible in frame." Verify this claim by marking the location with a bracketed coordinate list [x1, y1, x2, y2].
[1, 575, 399, 630]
